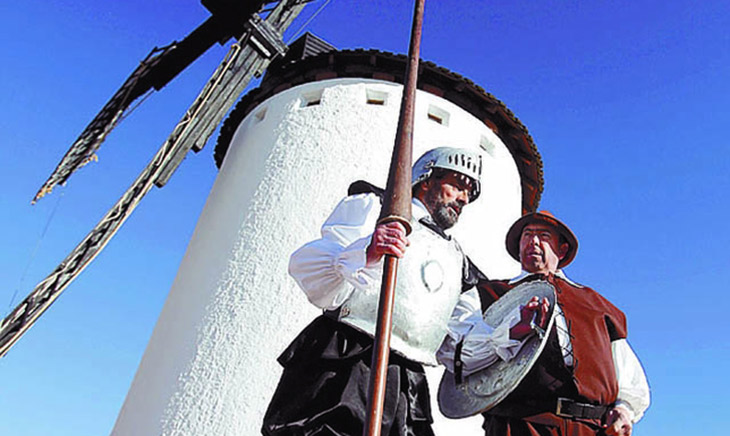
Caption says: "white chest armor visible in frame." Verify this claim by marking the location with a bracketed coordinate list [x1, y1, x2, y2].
[338, 219, 464, 365]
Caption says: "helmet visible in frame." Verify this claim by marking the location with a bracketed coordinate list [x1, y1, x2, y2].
[412, 147, 482, 201]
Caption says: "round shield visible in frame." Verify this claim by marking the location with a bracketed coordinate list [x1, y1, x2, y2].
[437, 280, 557, 418]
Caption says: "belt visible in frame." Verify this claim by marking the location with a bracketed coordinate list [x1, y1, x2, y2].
[555, 397, 609, 420]
[489, 397, 610, 420]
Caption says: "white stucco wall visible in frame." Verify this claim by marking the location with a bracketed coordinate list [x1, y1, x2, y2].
[112, 78, 524, 435]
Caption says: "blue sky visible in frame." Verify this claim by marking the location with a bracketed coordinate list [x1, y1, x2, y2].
[1, 1, 728, 435]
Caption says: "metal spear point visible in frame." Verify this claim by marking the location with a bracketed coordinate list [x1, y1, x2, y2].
[364, 0, 425, 435]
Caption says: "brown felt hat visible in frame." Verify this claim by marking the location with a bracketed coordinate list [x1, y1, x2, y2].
[505, 211, 579, 268]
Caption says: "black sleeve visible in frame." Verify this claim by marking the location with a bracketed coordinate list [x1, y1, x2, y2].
[348, 180, 385, 199]
[462, 255, 488, 292]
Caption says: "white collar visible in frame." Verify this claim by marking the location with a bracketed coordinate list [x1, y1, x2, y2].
[412, 198, 430, 220]
[508, 269, 583, 288]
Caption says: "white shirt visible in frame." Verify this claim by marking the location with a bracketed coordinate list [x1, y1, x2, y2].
[289, 193, 384, 310]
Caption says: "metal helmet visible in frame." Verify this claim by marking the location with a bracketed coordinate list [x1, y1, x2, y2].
[412, 147, 483, 201]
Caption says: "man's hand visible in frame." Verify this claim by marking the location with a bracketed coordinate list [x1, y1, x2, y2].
[604, 406, 633, 436]
[366, 221, 409, 266]
[509, 296, 550, 340]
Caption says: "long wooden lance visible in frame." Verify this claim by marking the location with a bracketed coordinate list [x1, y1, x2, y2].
[364, 0, 426, 435]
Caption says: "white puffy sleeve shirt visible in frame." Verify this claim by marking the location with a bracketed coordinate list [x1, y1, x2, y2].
[436, 289, 526, 374]
[288, 193, 383, 310]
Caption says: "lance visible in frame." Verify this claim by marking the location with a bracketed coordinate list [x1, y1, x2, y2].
[363, 0, 426, 435]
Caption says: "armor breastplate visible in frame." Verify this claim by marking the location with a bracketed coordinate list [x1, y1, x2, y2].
[338, 219, 463, 365]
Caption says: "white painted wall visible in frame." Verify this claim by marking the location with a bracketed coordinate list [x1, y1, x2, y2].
[112, 78, 523, 435]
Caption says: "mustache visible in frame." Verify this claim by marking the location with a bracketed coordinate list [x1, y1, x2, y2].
[445, 200, 466, 215]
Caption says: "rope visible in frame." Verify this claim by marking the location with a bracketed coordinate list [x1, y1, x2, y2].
[118, 88, 155, 123]
[286, 0, 332, 44]
[7, 191, 65, 312]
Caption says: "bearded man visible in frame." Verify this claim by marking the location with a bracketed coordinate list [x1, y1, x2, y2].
[263, 147, 497, 436]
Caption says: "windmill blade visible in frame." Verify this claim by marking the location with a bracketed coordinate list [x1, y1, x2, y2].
[155, 12, 290, 187]
[32, 0, 276, 204]
[0, 0, 307, 358]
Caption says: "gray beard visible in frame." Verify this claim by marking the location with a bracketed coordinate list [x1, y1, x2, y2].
[421, 186, 464, 230]
[431, 202, 459, 230]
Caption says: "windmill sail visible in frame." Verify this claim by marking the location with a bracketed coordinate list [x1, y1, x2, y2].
[32, 0, 279, 203]
[1, 0, 307, 357]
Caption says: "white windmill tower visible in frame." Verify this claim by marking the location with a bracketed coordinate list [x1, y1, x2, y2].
[111, 34, 544, 435]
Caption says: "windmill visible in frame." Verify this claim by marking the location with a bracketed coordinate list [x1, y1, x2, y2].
[2, 2, 544, 434]
[0, 0, 310, 357]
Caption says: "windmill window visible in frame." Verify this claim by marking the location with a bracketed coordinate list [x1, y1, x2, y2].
[427, 105, 449, 126]
[479, 135, 496, 157]
[254, 108, 267, 122]
[366, 89, 387, 105]
[301, 89, 323, 108]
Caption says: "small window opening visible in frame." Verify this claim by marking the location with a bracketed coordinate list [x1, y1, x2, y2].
[479, 135, 496, 157]
[366, 89, 387, 105]
[427, 105, 450, 126]
[254, 107, 267, 122]
[301, 89, 323, 108]
[428, 113, 443, 123]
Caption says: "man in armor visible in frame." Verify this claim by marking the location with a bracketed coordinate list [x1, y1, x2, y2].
[262, 147, 521, 436]
[438, 211, 650, 436]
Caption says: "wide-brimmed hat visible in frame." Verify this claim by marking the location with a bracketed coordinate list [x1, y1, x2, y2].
[505, 211, 579, 268]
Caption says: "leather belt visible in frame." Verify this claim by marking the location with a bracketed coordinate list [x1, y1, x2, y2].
[554, 397, 609, 420]
[489, 397, 610, 420]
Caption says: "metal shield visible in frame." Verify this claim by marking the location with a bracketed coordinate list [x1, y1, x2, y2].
[437, 280, 557, 418]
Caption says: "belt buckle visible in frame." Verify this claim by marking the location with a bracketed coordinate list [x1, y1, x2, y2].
[555, 397, 572, 418]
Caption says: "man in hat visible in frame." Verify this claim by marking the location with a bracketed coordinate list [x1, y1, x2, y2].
[263, 147, 509, 436]
[438, 212, 650, 436]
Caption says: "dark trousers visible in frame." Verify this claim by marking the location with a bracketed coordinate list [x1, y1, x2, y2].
[262, 316, 435, 436]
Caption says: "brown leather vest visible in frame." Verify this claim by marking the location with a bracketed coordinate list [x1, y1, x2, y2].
[478, 274, 626, 406]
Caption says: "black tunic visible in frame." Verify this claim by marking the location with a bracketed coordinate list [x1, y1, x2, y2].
[262, 316, 435, 436]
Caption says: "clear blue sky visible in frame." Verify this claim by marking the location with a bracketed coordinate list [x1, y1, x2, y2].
[1, 1, 728, 435]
